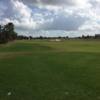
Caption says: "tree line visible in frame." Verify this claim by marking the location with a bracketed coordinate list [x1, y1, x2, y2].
[1, 22, 100, 43]
[0, 22, 17, 44]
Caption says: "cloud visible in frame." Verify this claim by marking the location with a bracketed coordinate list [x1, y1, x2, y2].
[37, 14, 87, 30]
[0, 0, 37, 31]
[0, 0, 7, 16]
[23, 0, 89, 7]
[0, 0, 87, 31]
[0, 0, 100, 37]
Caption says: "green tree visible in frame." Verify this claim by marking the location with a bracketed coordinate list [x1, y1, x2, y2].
[4, 22, 14, 40]
[0, 25, 1, 33]
[0, 22, 17, 44]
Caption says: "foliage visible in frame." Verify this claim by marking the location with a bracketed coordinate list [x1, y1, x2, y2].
[0, 22, 17, 43]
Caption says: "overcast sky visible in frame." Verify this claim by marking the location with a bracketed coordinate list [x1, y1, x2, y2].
[0, 0, 100, 37]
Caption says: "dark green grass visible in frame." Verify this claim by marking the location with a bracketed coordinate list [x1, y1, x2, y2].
[0, 43, 52, 52]
[0, 40, 100, 100]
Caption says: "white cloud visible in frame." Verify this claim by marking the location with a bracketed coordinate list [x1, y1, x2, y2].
[0, 0, 38, 31]
[11, 0, 32, 18]
[0, 0, 100, 36]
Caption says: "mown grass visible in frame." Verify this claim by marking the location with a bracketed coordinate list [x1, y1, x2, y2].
[0, 40, 100, 100]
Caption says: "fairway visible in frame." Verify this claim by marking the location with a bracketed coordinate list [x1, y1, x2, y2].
[0, 40, 100, 100]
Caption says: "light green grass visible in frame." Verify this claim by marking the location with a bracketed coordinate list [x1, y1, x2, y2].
[0, 40, 100, 100]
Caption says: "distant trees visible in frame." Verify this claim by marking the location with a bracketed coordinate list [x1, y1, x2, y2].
[0, 22, 17, 43]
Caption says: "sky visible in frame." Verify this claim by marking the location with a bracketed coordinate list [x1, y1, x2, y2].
[0, 0, 100, 37]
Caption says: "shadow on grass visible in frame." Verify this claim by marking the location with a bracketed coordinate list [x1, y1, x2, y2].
[0, 43, 53, 52]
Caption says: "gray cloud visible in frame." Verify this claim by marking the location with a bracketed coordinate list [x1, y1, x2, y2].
[0, 0, 100, 37]
[38, 15, 87, 30]
[23, 0, 89, 7]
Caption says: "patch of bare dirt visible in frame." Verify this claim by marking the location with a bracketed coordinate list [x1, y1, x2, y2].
[0, 52, 32, 59]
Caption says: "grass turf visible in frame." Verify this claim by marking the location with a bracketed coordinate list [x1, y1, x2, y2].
[0, 40, 100, 100]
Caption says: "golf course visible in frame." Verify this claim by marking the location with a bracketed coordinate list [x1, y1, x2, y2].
[0, 40, 100, 100]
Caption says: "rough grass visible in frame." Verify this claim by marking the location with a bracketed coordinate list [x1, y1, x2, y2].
[0, 40, 100, 100]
